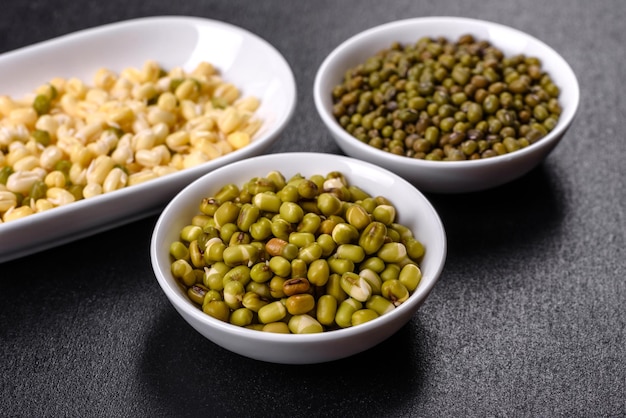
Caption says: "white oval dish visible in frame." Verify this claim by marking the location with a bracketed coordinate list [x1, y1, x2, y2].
[0, 16, 296, 263]
[313, 16, 580, 194]
[150, 152, 447, 364]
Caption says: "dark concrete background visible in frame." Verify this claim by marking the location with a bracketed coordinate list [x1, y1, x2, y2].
[1, 1, 624, 416]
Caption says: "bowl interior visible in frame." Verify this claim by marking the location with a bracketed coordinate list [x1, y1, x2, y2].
[314, 16, 579, 166]
[151, 152, 447, 342]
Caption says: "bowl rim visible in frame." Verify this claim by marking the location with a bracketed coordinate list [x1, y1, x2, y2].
[313, 16, 580, 169]
[150, 151, 447, 343]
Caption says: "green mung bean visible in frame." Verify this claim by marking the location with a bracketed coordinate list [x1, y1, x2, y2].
[331, 35, 561, 160]
[169, 170, 427, 333]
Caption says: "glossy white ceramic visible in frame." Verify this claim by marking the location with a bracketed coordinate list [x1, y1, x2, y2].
[313, 17, 579, 194]
[0, 16, 296, 263]
[150, 152, 447, 364]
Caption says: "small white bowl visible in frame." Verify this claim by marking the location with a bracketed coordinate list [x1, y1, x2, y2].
[150, 152, 447, 364]
[314, 17, 580, 193]
[0, 16, 296, 263]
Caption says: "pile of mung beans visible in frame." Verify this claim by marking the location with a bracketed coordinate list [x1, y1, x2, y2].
[331, 34, 562, 160]
[0, 60, 261, 223]
[169, 170, 425, 334]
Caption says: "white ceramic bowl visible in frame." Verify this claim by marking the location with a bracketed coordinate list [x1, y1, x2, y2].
[150, 152, 447, 364]
[0, 16, 296, 263]
[314, 17, 580, 194]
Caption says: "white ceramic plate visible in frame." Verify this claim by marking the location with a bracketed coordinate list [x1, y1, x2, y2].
[0, 16, 297, 263]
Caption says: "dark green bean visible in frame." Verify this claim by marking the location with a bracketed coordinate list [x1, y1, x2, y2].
[331, 34, 561, 160]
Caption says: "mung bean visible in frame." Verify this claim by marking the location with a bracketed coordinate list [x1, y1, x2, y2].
[0, 61, 262, 224]
[169, 170, 427, 333]
[331, 35, 562, 160]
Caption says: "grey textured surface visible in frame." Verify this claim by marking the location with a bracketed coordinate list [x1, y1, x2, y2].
[1, 0, 624, 417]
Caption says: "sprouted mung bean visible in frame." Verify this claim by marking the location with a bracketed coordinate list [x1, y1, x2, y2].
[0, 60, 262, 224]
[169, 171, 425, 334]
[331, 34, 562, 160]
